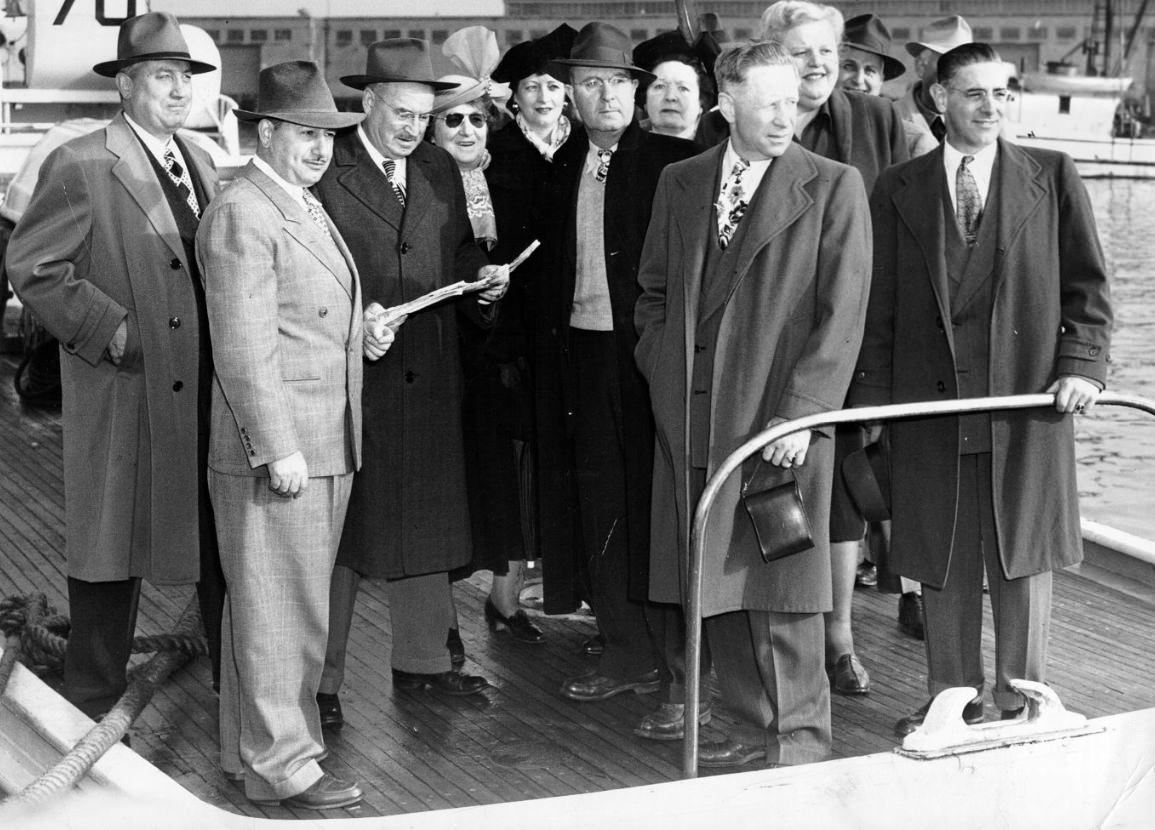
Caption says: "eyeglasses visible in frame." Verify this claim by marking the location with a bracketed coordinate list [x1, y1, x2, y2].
[438, 112, 487, 129]
[946, 86, 1014, 104]
[575, 75, 634, 94]
[371, 92, 432, 124]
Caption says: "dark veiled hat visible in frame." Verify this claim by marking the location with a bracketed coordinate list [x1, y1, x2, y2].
[633, 28, 722, 76]
[341, 38, 458, 91]
[234, 61, 364, 130]
[843, 14, 906, 82]
[492, 24, 577, 87]
[93, 12, 216, 77]
[548, 22, 653, 82]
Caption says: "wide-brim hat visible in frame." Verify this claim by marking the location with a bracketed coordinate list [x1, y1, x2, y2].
[433, 74, 511, 114]
[93, 12, 216, 77]
[493, 24, 577, 88]
[234, 61, 364, 129]
[548, 22, 653, 83]
[905, 15, 974, 58]
[843, 14, 906, 82]
[341, 39, 458, 91]
[842, 441, 891, 523]
[633, 28, 722, 76]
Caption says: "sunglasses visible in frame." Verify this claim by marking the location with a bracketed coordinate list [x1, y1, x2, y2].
[439, 112, 487, 129]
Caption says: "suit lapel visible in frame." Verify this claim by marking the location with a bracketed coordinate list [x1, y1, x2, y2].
[697, 144, 815, 323]
[401, 144, 433, 237]
[107, 114, 185, 264]
[333, 134, 404, 233]
[993, 139, 1046, 293]
[892, 147, 953, 341]
[675, 145, 724, 329]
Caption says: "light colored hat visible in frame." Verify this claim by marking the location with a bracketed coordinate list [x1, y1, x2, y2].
[432, 26, 512, 113]
[905, 15, 973, 58]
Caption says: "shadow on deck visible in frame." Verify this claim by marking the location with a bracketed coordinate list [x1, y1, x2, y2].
[2, 352, 1154, 820]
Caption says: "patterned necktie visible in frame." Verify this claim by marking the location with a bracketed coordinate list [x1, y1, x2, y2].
[163, 147, 200, 219]
[382, 159, 406, 206]
[594, 148, 613, 183]
[716, 159, 750, 250]
[956, 154, 982, 246]
[301, 189, 335, 244]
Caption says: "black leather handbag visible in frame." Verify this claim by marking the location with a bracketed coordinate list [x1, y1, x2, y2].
[740, 460, 814, 563]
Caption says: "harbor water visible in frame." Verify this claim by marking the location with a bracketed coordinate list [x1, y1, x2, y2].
[1075, 179, 1155, 540]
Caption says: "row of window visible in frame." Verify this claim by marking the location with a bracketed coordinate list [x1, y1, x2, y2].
[204, 23, 1085, 48]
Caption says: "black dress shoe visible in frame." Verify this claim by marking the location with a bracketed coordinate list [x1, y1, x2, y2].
[317, 692, 344, 730]
[446, 628, 465, 668]
[894, 694, 984, 737]
[633, 700, 713, 741]
[829, 653, 870, 695]
[697, 737, 767, 768]
[898, 592, 926, 640]
[392, 668, 489, 696]
[580, 633, 605, 656]
[560, 668, 659, 701]
[1000, 706, 1025, 720]
[253, 773, 363, 809]
[484, 598, 545, 644]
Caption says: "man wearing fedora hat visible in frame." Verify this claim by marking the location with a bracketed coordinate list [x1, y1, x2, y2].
[6, 11, 224, 721]
[197, 60, 372, 809]
[522, 22, 697, 733]
[894, 15, 973, 154]
[315, 38, 507, 709]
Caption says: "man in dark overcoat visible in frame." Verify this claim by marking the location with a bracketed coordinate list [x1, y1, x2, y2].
[526, 23, 696, 721]
[314, 39, 507, 713]
[850, 44, 1113, 735]
[635, 40, 871, 767]
[4, 13, 224, 716]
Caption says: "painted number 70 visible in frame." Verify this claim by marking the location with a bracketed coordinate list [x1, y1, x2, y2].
[54, 0, 141, 25]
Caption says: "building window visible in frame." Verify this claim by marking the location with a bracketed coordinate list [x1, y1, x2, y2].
[1057, 26, 1078, 40]
[630, 29, 648, 42]
[973, 27, 994, 40]
[892, 27, 910, 40]
[335, 30, 353, 46]
[1000, 27, 1021, 40]
[408, 29, 425, 39]
[1027, 26, 1047, 40]
[506, 30, 523, 46]
[250, 29, 267, 42]
[274, 29, 292, 42]
[383, 29, 400, 39]
[361, 29, 377, 45]
[205, 29, 220, 41]
[226, 29, 244, 43]
[529, 29, 547, 39]
[432, 29, 449, 44]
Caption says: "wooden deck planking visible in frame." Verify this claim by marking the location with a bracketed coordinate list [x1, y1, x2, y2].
[3, 350, 1155, 820]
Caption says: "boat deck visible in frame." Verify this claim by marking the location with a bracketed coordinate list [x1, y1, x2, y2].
[3, 349, 1155, 821]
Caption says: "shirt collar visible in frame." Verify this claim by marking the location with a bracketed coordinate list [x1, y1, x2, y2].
[357, 125, 407, 181]
[123, 111, 179, 165]
[252, 156, 307, 208]
[943, 138, 998, 176]
[720, 139, 772, 195]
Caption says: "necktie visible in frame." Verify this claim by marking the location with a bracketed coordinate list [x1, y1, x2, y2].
[301, 189, 335, 244]
[163, 147, 200, 219]
[382, 159, 406, 206]
[931, 115, 946, 143]
[594, 149, 613, 183]
[716, 159, 750, 250]
[956, 155, 982, 246]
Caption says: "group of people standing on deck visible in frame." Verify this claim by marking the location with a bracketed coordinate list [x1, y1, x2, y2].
[6, 1, 1112, 811]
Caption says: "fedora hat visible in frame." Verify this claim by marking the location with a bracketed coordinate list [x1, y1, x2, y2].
[234, 61, 364, 130]
[843, 15, 906, 82]
[548, 22, 654, 82]
[905, 15, 973, 58]
[492, 24, 577, 88]
[93, 12, 215, 77]
[341, 38, 457, 91]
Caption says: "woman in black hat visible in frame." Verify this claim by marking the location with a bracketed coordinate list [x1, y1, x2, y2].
[632, 30, 718, 143]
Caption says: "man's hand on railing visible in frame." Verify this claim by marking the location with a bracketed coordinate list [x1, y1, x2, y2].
[1047, 375, 1102, 415]
[760, 416, 813, 468]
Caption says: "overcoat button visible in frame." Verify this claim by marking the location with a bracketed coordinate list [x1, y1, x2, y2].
[399, 242, 411, 254]
[936, 381, 946, 393]
[173, 380, 184, 391]
[405, 370, 416, 383]
[1089, 346, 1100, 356]
[319, 307, 329, 317]
[170, 258, 181, 270]
[169, 316, 181, 329]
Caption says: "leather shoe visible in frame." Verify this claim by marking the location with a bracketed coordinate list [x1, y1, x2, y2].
[829, 653, 870, 695]
[317, 692, 343, 730]
[1001, 705, 1025, 720]
[580, 633, 605, 655]
[633, 700, 713, 741]
[697, 737, 767, 768]
[446, 628, 465, 668]
[894, 694, 984, 737]
[898, 591, 926, 640]
[855, 562, 877, 588]
[392, 668, 489, 696]
[253, 772, 363, 809]
[560, 668, 659, 701]
[485, 598, 544, 644]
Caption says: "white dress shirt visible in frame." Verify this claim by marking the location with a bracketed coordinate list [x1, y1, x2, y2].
[943, 139, 997, 214]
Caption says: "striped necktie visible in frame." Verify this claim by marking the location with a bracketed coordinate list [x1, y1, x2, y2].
[382, 159, 406, 206]
[163, 147, 200, 219]
[301, 189, 334, 244]
[956, 155, 982, 246]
